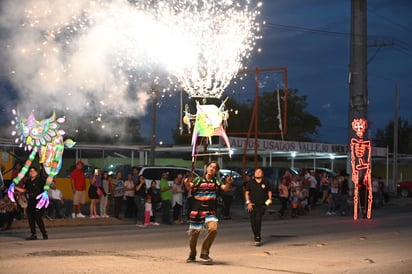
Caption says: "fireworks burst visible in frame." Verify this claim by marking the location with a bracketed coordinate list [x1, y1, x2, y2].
[3, 0, 262, 117]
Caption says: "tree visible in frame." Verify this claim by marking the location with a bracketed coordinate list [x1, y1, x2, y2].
[373, 117, 412, 154]
[172, 88, 321, 144]
[258, 89, 321, 141]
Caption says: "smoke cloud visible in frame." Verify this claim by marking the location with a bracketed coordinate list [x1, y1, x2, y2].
[0, 0, 161, 123]
[0, 0, 260, 141]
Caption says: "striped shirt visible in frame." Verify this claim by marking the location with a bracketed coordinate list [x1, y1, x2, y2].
[192, 176, 222, 202]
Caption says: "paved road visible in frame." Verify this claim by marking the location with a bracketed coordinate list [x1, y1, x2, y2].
[1, 198, 411, 274]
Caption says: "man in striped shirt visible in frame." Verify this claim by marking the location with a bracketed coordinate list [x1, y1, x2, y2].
[184, 161, 233, 264]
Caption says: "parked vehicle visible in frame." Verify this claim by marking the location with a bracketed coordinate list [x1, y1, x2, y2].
[228, 166, 298, 196]
[138, 166, 199, 188]
[105, 164, 133, 179]
[397, 180, 412, 197]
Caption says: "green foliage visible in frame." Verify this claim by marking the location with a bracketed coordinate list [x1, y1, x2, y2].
[373, 117, 412, 154]
[172, 88, 321, 144]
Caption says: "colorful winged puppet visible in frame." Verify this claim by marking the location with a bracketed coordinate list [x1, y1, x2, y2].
[183, 98, 231, 158]
[8, 110, 75, 209]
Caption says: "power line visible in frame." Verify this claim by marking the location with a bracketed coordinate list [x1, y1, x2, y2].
[264, 22, 383, 40]
[264, 22, 412, 59]
[264, 22, 350, 38]
[367, 7, 412, 34]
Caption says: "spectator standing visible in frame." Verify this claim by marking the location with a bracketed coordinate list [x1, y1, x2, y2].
[282, 169, 293, 185]
[307, 170, 318, 207]
[124, 173, 135, 218]
[160, 171, 172, 225]
[70, 160, 86, 218]
[135, 175, 147, 227]
[245, 167, 272, 246]
[221, 174, 235, 220]
[112, 171, 124, 219]
[278, 177, 290, 217]
[339, 172, 350, 216]
[131, 166, 140, 183]
[379, 177, 389, 205]
[88, 169, 101, 218]
[371, 175, 382, 208]
[172, 173, 185, 224]
[326, 178, 339, 215]
[100, 171, 110, 218]
[320, 172, 330, 203]
[147, 180, 161, 225]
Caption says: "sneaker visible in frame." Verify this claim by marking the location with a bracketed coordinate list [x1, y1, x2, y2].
[103, 214, 110, 218]
[136, 224, 145, 228]
[26, 235, 37, 240]
[150, 222, 160, 226]
[254, 236, 262, 246]
[42, 234, 48, 240]
[90, 215, 96, 219]
[186, 256, 196, 263]
[199, 254, 213, 264]
[77, 213, 86, 218]
[72, 213, 77, 219]
[326, 211, 332, 215]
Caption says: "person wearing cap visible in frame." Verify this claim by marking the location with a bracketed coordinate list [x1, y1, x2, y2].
[70, 160, 86, 218]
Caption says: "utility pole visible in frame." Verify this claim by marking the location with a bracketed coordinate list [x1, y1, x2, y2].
[348, 0, 368, 140]
[150, 85, 158, 165]
[392, 83, 399, 193]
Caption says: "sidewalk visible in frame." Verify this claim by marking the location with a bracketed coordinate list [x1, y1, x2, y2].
[7, 196, 411, 230]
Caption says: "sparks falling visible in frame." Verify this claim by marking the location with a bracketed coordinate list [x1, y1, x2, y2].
[3, 0, 262, 117]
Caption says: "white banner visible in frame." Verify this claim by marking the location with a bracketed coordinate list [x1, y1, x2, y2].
[229, 137, 387, 157]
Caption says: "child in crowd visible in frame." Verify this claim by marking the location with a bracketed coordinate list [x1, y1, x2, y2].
[300, 188, 310, 215]
[144, 195, 153, 226]
[290, 189, 299, 218]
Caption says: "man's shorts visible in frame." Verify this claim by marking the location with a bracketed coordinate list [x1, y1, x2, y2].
[73, 190, 86, 205]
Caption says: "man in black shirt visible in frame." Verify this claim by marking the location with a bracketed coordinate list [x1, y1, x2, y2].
[245, 167, 272, 246]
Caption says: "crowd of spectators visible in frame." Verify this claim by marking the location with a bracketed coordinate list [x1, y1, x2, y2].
[0, 161, 392, 232]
